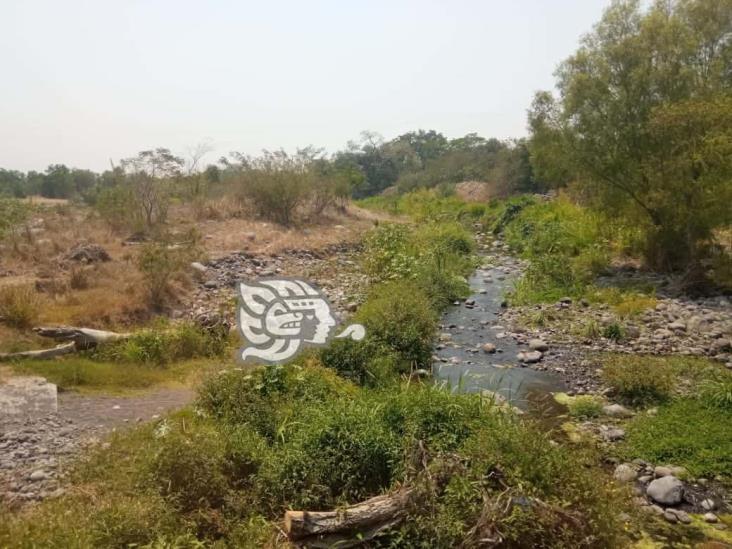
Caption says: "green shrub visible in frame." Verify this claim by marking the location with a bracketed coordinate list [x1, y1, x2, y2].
[698, 379, 732, 411]
[137, 233, 201, 309]
[0, 284, 43, 328]
[356, 280, 437, 368]
[481, 194, 536, 234]
[0, 198, 31, 242]
[602, 323, 625, 342]
[147, 418, 229, 512]
[602, 355, 675, 405]
[568, 395, 604, 419]
[319, 338, 399, 387]
[622, 398, 732, 478]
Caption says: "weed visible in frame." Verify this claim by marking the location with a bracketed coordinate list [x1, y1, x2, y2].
[0, 285, 43, 328]
[602, 355, 674, 405]
[568, 395, 604, 418]
[602, 322, 625, 341]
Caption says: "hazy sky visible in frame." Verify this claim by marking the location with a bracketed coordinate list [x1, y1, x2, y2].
[1, 0, 611, 172]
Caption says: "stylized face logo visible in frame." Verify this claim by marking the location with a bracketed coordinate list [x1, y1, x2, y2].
[237, 278, 364, 363]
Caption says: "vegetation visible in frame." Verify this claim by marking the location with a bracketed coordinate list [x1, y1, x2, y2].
[0, 362, 627, 547]
[602, 355, 675, 406]
[0, 285, 43, 329]
[529, 0, 732, 280]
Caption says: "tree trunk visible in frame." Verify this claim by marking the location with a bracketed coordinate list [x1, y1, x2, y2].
[284, 487, 413, 547]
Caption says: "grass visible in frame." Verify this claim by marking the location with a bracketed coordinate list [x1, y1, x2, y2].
[0, 285, 43, 328]
[9, 357, 221, 393]
[621, 398, 732, 478]
[568, 395, 604, 419]
[601, 355, 676, 405]
[0, 362, 629, 548]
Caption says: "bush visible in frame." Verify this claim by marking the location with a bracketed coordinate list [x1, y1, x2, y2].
[137, 233, 201, 309]
[601, 355, 675, 405]
[0, 198, 31, 242]
[148, 417, 229, 512]
[0, 284, 43, 328]
[568, 395, 604, 419]
[97, 322, 227, 366]
[356, 280, 437, 368]
[319, 338, 399, 387]
[698, 379, 732, 411]
[622, 398, 732, 478]
[481, 194, 536, 234]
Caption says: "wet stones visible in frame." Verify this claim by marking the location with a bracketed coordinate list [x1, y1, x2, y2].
[517, 350, 543, 364]
[528, 339, 549, 352]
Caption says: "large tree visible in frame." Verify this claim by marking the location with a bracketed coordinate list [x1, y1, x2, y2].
[528, 0, 732, 273]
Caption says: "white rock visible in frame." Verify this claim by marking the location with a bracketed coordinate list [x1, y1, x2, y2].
[528, 339, 549, 352]
[646, 476, 684, 505]
[613, 464, 637, 483]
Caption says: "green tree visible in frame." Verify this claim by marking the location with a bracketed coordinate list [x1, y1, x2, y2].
[528, 0, 732, 273]
[41, 164, 74, 198]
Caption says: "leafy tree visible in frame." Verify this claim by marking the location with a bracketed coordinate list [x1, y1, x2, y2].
[0, 169, 26, 197]
[528, 0, 732, 273]
[41, 164, 74, 198]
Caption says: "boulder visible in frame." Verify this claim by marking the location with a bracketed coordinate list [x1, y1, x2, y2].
[646, 476, 684, 505]
[528, 339, 549, 352]
[482, 343, 497, 354]
[66, 243, 110, 263]
[517, 350, 543, 364]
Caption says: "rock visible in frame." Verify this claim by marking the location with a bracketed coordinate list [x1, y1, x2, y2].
[666, 509, 691, 524]
[528, 339, 549, 352]
[603, 404, 633, 418]
[663, 510, 678, 523]
[613, 464, 638, 483]
[711, 338, 731, 353]
[559, 297, 573, 305]
[646, 476, 684, 505]
[603, 428, 625, 442]
[482, 343, 497, 354]
[203, 280, 218, 288]
[668, 320, 686, 331]
[654, 466, 673, 478]
[517, 350, 543, 364]
[190, 262, 207, 274]
[66, 243, 110, 263]
[704, 512, 719, 523]
[29, 470, 47, 481]
[701, 498, 716, 511]
[346, 302, 358, 313]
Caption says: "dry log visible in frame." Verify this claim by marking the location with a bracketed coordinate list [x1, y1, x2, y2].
[33, 326, 131, 349]
[0, 342, 76, 361]
[284, 488, 413, 547]
[0, 326, 131, 362]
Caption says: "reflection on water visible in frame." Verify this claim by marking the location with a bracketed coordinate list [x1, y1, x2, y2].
[433, 262, 567, 420]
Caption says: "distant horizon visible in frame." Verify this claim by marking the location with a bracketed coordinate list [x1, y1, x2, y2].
[1, 0, 611, 172]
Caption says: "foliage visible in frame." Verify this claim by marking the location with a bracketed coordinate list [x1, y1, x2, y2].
[622, 398, 732, 478]
[698, 379, 732, 411]
[601, 355, 675, 406]
[137, 232, 201, 309]
[568, 395, 604, 419]
[97, 322, 228, 366]
[528, 0, 732, 274]
[0, 198, 31, 242]
[502, 198, 611, 303]
[355, 280, 437, 368]
[0, 285, 43, 328]
[602, 323, 625, 342]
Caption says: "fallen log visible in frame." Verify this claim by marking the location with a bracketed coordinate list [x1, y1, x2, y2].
[0, 326, 131, 362]
[33, 326, 131, 349]
[0, 342, 76, 361]
[284, 487, 413, 547]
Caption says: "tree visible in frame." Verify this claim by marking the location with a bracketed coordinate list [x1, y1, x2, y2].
[41, 164, 74, 198]
[0, 169, 26, 197]
[528, 0, 732, 272]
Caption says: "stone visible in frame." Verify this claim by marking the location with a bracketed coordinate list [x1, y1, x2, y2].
[711, 338, 731, 353]
[663, 510, 678, 523]
[559, 297, 573, 304]
[190, 262, 207, 274]
[704, 512, 718, 523]
[603, 404, 633, 418]
[668, 320, 686, 331]
[243, 232, 256, 242]
[517, 350, 543, 364]
[603, 428, 625, 442]
[66, 243, 111, 263]
[613, 464, 637, 483]
[203, 279, 218, 288]
[646, 476, 684, 505]
[701, 498, 716, 511]
[667, 509, 692, 524]
[528, 339, 549, 352]
[482, 343, 497, 354]
[654, 466, 673, 478]
[29, 470, 47, 481]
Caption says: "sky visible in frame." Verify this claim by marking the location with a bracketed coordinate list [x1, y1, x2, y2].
[0, 0, 611, 172]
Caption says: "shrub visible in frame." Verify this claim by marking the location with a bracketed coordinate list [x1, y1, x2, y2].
[137, 233, 200, 309]
[602, 323, 625, 342]
[94, 185, 144, 233]
[602, 355, 675, 405]
[0, 198, 31, 242]
[622, 398, 732, 478]
[147, 416, 229, 512]
[356, 280, 437, 368]
[481, 194, 536, 234]
[567, 395, 604, 419]
[0, 284, 43, 328]
[698, 379, 732, 411]
[319, 338, 399, 387]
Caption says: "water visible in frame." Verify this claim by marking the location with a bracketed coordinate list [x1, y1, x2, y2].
[432, 260, 566, 414]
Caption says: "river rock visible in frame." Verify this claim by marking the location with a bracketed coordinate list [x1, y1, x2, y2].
[704, 512, 718, 523]
[701, 498, 716, 511]
[666, 509, 692, 524]
[654, 466, 673, 478]
[517, 350, 543, 364]
[528, 339, 549, 352]
[613, 464, 637, 483]
[603, 403, 633, 418]
[646, 476, 684, 505]
[482, 343, 497, 353]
